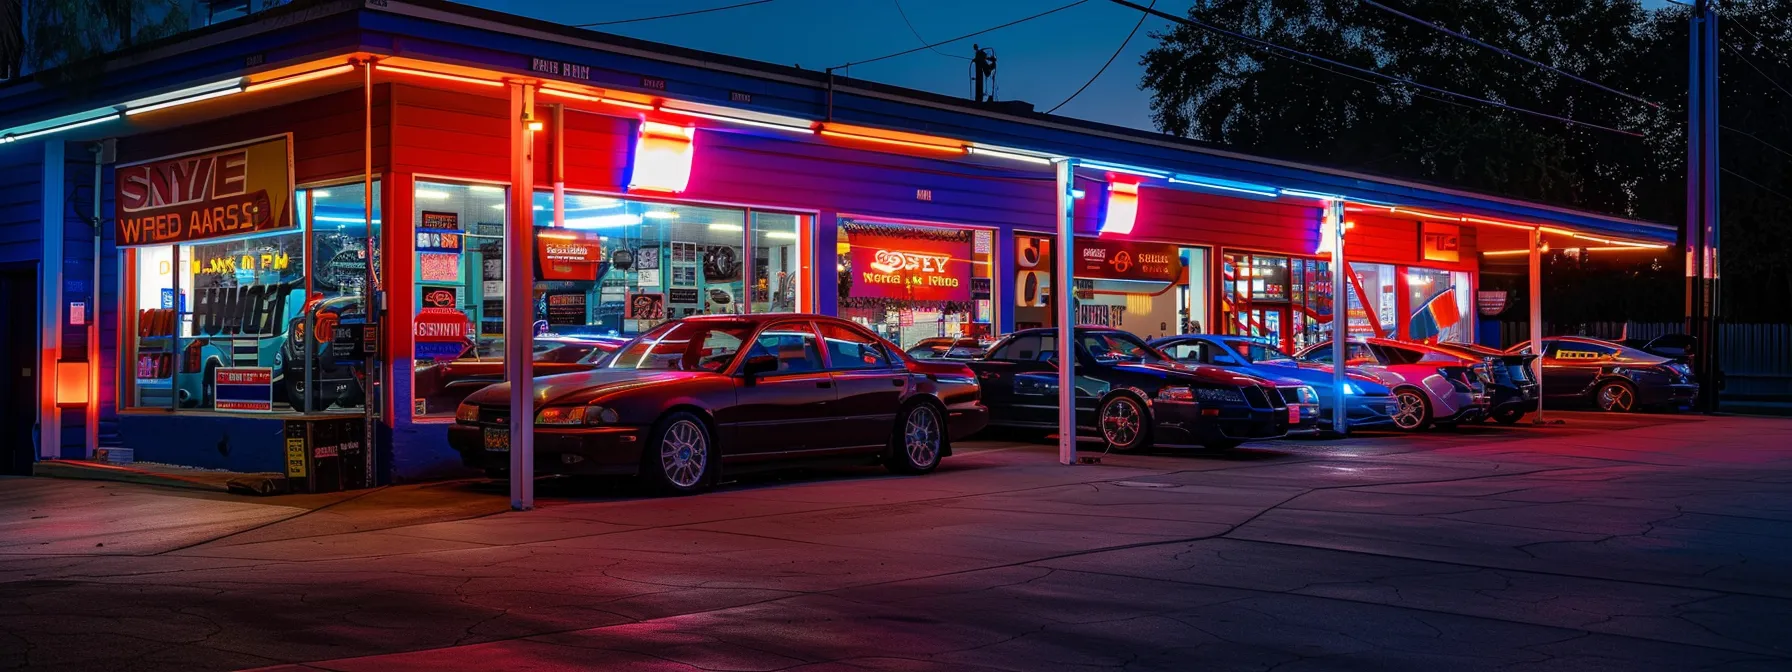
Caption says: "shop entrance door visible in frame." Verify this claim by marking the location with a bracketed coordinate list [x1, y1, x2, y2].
[0, 268, 35, 475]
[1238, 306, 1288, 350]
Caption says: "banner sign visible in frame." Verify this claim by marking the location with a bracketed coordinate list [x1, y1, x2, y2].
[1074, 238, 1182, 283]
[214, 367, 274, 412]
[845, 227, 973, 303]
[116, 136, 295, 246]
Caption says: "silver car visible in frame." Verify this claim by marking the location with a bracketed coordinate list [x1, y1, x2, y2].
[1294, 338, 1489, 431]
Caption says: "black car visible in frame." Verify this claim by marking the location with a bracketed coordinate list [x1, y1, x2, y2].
[904, 337, 989, 361]
[1429, 342, 1540, 425]
[965, 327, 1291, 451]
[450, 314, 989, 494]
[1507, 336, 1697, 412]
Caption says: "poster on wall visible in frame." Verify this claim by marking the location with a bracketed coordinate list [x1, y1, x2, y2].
[1075, 238, 1182, 283]
[116, 135, 295, 246]
[634, 246, 660, 270]
[415, 231, 462, 253]
[842, 223, 973, 303]
[703, 246, 742, 282]
[1422, 222, 1462, 263]
[1015, 234, 1054, 309]
[420, 211, 461, 231]
[626, 292, 666, 319]
[546, 292, 588, 325]
[214, 367, 275, 412]
[420, 253, 460, 282]
[668, 288, 701, 304]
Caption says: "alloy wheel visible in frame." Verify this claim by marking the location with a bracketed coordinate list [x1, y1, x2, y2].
[660, 419, 709, 488]
[1598, 383, 1635, 412]
[904, 405, 941, 469]
[1393, 391, 1427, 430]
[1102, 397, 1143, 448]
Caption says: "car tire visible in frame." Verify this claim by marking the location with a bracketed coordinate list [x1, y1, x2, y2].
[886, 402, 944, 474]
[1492, 407, 1525, 425]
[1098, 393, 1152, 452]
[1390, 388, 1433, 431]
[641, 411, 714, 495]
[1595, 380, 1638, 413]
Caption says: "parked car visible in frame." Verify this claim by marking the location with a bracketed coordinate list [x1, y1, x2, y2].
[413, 336, 628, 416]
[965, 327, 1291, 451]
[450, 314, 988, 494]
[904, 337, 989, 361]
[1294, 338, 1488, 431]
[1507, 336, 1697, 412]
[1426, 342, 1540, 425]
[1621, 333, 1697, 366]
[1151, 334, 1397, 432]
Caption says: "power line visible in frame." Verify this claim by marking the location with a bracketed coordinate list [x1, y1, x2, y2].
[831, 0, 1089, 71]
[1721, 166, 1792, 203]
[1360, 0, 1661, 109]
[1046, 0, 1155, 114]
[1722, 124, 1792, 161]
[574, 0, 776, 28]
[1719, 39, 1792, 103]
[892, 0, 970, 61]
[1103, 0, 1641, 137]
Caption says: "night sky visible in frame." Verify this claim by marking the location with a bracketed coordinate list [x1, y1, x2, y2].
[463, 0, 1679, 134]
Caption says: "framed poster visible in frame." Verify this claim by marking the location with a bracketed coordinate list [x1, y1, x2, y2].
[420, 253, 460, 282]
[625, 292, 665, 319]
[635, 246, 660, 270]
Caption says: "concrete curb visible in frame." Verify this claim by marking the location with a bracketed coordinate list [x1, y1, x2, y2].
[33, 460, 288, 495]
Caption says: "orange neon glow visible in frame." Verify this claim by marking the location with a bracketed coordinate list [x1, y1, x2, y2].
[817, 124, 965, 153]
[375, 65, 503, 87]
[539, 87, 602, 102]
[55, 361, 90, 406]
[602, 98, 656, 111]
[818, 130, 966, 153]
[629, 121, 696, 193]
[245, 63, 357, 92]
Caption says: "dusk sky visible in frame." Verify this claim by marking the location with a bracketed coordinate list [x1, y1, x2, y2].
[464, 0, 1680, 134]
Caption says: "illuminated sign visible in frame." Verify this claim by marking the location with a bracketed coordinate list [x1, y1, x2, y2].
[1422, 222, 1462, 263]
[846, 229, 973, 303]
[116, 136, 294, 246]
[214, 367, 274, 412]
[1099, 181, 1140, 235]
[628, 122, 696, 193]
[1075, 238, 1181, 283]
[415, 307, 469, 342]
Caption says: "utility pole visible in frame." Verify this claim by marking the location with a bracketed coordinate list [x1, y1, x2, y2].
[971, 44, 996, 102]
[1685, 0, 1721, 412]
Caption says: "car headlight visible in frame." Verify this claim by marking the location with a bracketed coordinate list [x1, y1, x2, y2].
[455, 403, 480, 423]
[536, 405, 619, 426]
[1195, 387, 1244, 403]
[1157, 386, 1193, 401]
[1298, 386, 1319, 404]
[1342, 383, 1361, 395]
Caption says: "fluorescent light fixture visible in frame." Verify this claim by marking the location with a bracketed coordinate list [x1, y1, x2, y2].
[572, 195, 620, 208]
[565, 213, 643, 229]
[245, 64, 357, 92]
[1279, 188, 1344, 201]
[1168, 174, 1278, 197]
[1081, 161, 1168, 179]
[125, 85, 244, 116]
[314, 216, 381, 224]
[311, 190, 332, 198]
[708, 223, 744, 232]
[489, 204, 505, 210]
[533, 205, 545, 210]
[1480, 249, 1532, 257]
[415, 190, 451, 200]
[1070, 189, 1086, 199]
[468, 185, 504, 194]
[658, 106, 814, 134]
[764, 231, 798, 240]
[375, 64, 503, 87]
[642, 211, 679, 219]
[967, 145, 1058, 165]
[3, 112, 122, 142]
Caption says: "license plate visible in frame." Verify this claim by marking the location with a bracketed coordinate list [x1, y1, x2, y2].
[483, 428, 510, 452]
[1288, 406, 1302, 424]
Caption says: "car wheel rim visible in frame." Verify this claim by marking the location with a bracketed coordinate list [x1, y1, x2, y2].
[660, 419, 708, 488]
[1102, 398, 1141, 447]
[905, 406, 940, 468]
[1393, 392, 1424, 429]
[1600, 385, 1633, 412]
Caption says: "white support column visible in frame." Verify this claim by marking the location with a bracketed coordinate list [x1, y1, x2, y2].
[1327, 199, 1348, 435]
[39, 140, 65, 461]
[1529, 227, 1545, 423]
[507, 81, 539, 510]
[1055, 159, 1077, 465]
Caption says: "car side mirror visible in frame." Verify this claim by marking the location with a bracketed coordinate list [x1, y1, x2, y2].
[741, 354, 778, 379]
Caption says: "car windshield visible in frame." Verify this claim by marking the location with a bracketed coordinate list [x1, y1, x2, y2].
[1080, 331, 1165, 364]
[1226, 340, 1292, 364]
[606, 320, 755, 372]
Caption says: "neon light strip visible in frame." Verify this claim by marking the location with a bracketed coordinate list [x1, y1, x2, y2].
[2, 113, 121, 142]
[1278, 188, 1343, 201]
[125, 86, 245, 116]
[818, 130, 965, 153]
[539, 87, 601, 102]
[245, 64, 357, 92]
[1480, 250, 1532, 257]
[375, 65, 503, 87]
[658, 107, 813, 134]
[1080, 160, 1168, 178]
[1168, 174, 1278, 197]
[967, 145, 1057, 165]
[602, 98, 655, 111]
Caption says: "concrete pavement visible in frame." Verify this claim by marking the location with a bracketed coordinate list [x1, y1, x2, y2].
[2, 412, 1789, 670]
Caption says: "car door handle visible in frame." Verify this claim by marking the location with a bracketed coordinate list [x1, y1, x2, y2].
[891, 378, 905, 387]
[817, 381, 833, 388]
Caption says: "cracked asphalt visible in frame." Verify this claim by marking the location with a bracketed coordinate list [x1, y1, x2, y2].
[3, 411, 1790, 671]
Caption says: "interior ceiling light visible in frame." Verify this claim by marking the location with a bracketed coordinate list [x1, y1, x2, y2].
[375, 64, 503, 87]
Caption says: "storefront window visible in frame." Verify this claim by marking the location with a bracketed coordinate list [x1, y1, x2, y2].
[1013, 233, 1057, 330]
[128, 182, 379, 414]
[1405, 267, 1471, 343]
[837, 220, 993, 347]
[751, 212, 803, 314]
[1071, 238, 1196, 342]
[1345, 262, 1398, 339]
[1221, 251, 1330, 351]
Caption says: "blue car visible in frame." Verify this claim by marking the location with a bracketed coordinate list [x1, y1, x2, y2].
[1150, 334, 1398, 433]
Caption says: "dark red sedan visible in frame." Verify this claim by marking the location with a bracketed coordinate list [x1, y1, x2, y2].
[449, 314, 988, 494]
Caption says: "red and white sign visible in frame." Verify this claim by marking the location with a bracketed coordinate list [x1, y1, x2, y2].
[538, 232, 604, 281]
[214, 367, 274, 412]
[848, 232, 972, 303]
[415, 307, 470, 342]
[115, 136, 294, 246]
